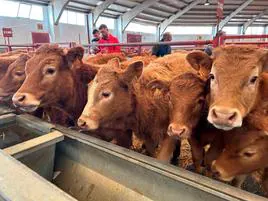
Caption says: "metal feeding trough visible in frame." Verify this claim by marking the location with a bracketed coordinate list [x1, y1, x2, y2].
[0, 111, 267, 201]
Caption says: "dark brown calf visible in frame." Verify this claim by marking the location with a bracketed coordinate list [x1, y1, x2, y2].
[147, 73, 208, 161]
[12, 45, 97, 125]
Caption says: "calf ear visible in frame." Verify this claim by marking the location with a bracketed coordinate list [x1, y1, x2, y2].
[147, 79, 170, 93]
[107, 58, 120, 68]
[65, 46, 84, 65]
[121, 61, 143, 83]
[186, 51, 213, 71]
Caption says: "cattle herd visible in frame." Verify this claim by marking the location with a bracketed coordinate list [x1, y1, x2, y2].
[1, 44, 268, 196]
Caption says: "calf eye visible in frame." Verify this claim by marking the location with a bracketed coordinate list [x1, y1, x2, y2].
[15, 71, 24, 76]
[249, 76, 258, 84]
[45, 67, 56, 75]
[243, 151, 255, 158]
[102, 91, 111, 98]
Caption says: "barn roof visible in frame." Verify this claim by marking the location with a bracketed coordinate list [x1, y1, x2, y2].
[19, 0, 268, 27]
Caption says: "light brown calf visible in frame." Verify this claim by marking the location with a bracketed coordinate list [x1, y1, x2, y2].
[188, 46, 268, 131]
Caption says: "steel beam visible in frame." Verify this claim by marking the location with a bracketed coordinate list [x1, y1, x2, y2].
[242, 9, 268, 34]
[52, 0, 70, 25]
[158, 0, 202, 39]
[218, 0, 254, 30]
[93, 0, 117, 26]
[121, 0, 160, 31]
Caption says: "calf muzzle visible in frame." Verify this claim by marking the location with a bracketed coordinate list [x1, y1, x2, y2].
[167, 123, 190, 139]
[208, 106, 242, 131]
[12, 92, 40, 112]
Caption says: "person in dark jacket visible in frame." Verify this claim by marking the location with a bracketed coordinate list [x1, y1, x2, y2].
[90, 29, 101, 54]
[152, 32, 172, 57]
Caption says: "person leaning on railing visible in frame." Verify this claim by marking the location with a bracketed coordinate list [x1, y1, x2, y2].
[98, 24, 121, 53]
[90, 29, 101, 54]
[152, 32, 172, 57]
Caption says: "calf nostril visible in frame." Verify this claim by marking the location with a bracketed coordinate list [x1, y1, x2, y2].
[228, 112, 237, 121]
[212, 109, 218, 118]
[78, 119, 86, 127]
[213, 170, 220, 178]
[180, 128, 185, 135]
[17, 95, 26, 102]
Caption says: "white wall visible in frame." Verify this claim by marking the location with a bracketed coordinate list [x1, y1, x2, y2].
[122, 31, 211, 42]
[0, 6, 88, 45]
[172, 34, 212, 41]
[0, 16, 48, 44]
[54, 23, 88, 44]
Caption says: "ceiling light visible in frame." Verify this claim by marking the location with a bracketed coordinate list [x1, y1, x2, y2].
[97, 1, 103, 6]
[204, 0, 210, 6]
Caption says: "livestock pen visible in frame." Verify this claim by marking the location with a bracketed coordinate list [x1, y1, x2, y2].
[1, 35, 268, 201]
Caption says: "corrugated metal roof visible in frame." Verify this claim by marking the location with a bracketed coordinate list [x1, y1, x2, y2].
[22, 0, 268, 26]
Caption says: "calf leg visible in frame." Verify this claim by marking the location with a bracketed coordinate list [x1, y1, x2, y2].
[189, 137, 204, 174]
[115, 130, 133, 148]
[261, 168, 268, 197]
[156, 136, 178, 162]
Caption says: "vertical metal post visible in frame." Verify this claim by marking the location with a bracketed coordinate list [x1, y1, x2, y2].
[47, 5, 56, 42]
[115, 16, 123, 42]
[87, 13, 94, 44]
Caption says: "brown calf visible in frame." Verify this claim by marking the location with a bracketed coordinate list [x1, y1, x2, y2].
[12, 45, 97, 125]
[0, 54, 30, 102]
[0, 54, 22, 80]
[187, 46, 268, 131]
[190, 72, 268, 175]
[147, 73, 207, 161]
[211, 129, 268, 195]
[78, 52, 210, 160]
[85, 52, 126, 64]
[78, 58, 169, 156]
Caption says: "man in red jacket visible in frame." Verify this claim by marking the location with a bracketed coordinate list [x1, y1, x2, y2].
[98, 24, 121, 53]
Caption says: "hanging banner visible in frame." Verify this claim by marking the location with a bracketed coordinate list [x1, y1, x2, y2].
[217, 0, 224, 20]
[217, 0, 224, 18]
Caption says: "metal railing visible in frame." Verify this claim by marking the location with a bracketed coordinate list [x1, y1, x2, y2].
[1, 34, 268, 54]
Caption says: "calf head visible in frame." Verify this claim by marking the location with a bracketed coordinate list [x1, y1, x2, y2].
[0, 55, 19, 80]
[187, 46, 268, 131]
[78, 59, 143, 130]
[148, 72, 207, 139]
[0, 54, 30, 102]
[212, 129, 268, 182]
[12, 45, 85, 112]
